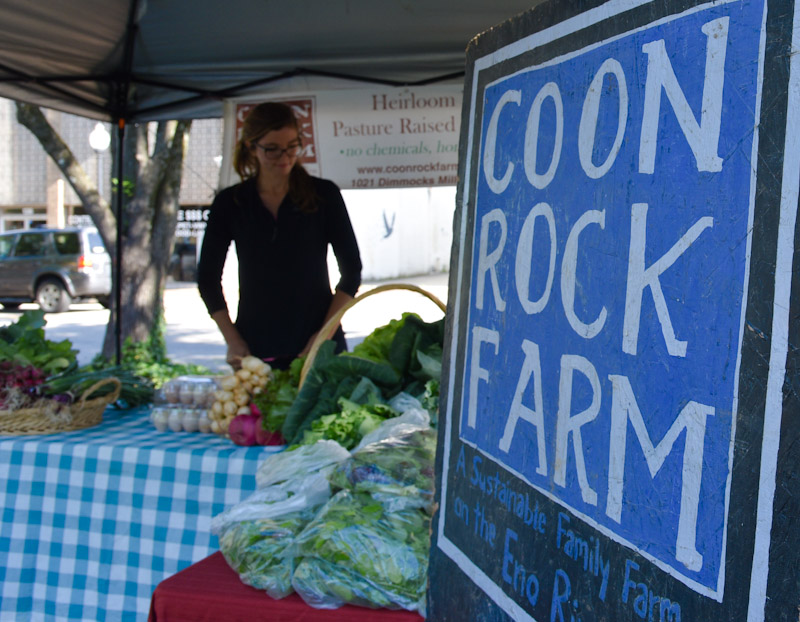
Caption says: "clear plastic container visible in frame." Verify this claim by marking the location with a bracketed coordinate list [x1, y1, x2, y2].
[151, 376, 223, 433]
[156, 376, 221, 409]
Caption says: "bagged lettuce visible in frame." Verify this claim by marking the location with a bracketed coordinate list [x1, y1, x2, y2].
[293, 557, 397, 610]
[218, 507, 318, 599]
[292, 490, 429, 613]
[211, 471, 332, 532]
[330, 427, 437, 512]
[214, 440, 350, 598]
[255, 439, 350, 489]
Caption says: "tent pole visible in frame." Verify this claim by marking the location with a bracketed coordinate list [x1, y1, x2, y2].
[114, 118, 126, 365]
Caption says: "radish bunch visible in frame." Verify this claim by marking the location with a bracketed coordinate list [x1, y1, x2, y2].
[0, 361, 46, 408]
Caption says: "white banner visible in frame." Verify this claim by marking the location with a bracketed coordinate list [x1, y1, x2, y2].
[221, 85, 462, 190]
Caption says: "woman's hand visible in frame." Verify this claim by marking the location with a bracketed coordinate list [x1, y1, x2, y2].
[226, 338, 250, 370]
[210, 309, 250, 370]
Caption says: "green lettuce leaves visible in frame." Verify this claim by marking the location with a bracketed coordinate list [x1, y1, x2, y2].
[280, 313, 444, 446]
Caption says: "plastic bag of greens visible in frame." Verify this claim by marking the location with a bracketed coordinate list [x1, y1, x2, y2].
[210, 471, 332, 534]
[214, 441, 348, 599]
[331, 427, 437, 512]
[353, 408, 429, 452]
[212, 472, 330, 599]
[387, 391, 424, 415]
[255, 439, 350, 488]
[218, 506, 319, 599]
[292, 490, 429, 613]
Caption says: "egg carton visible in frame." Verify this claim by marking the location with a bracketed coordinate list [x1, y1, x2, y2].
[150, 405, 213, 433]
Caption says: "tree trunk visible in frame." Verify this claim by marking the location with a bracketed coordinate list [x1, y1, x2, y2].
[100, 119, 191, 359]
[15, 103, 192, 360]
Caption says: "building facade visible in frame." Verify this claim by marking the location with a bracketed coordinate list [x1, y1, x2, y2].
[0, 97, 224, 232]
[0, 97, 455, 282]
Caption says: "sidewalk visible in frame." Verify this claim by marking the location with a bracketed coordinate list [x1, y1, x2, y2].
[163, 272, 450, 373]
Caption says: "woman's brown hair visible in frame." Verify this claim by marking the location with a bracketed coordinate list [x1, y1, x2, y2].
[233, 102, 317, 212]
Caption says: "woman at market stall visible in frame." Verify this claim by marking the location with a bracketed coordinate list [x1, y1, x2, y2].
[197, 102, 362, 371]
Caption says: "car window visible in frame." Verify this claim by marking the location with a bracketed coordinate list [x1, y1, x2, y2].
[13, 233, 46, 257]
[0, 236, 14, 258]
[86, 232, 106, 254]
[54, 232, 80, 255]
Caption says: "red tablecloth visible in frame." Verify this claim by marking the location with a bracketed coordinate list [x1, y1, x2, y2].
[148, 551, 425, 622]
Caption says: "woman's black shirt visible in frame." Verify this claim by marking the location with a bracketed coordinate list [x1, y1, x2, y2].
[197, 176, 362, 364]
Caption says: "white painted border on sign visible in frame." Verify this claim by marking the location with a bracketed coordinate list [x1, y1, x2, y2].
[746, 1, 800, 619]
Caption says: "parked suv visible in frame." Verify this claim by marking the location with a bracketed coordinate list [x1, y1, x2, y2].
[0, 227, 111, 312]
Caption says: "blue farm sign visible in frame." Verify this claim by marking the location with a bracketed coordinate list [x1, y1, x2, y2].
[430, 0, 800, 620]
[462, 1, 760, 595]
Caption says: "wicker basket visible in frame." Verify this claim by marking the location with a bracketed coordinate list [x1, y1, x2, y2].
[0, 377, 122, 436]
[299, 282, 447, 387]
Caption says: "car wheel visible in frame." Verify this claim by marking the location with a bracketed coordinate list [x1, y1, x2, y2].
[36, 278, 72, 313]
[96, 295, 111, 309]
[0, 302, 21, 310]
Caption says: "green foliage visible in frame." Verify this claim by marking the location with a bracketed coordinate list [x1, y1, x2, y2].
[281, 340, 401, 445]
[43, 365, 154, 408]
[296, 398, 398, 450]
[89, 313, 209, 388]
[111, 177, 135, 198]
[292, 490, 430, 611]
[253, 357, 304, 433]
[0, 310, 77, 375]
[281, 314, 444, 446]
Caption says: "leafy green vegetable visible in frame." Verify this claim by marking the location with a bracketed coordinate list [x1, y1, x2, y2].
[281, 341, 401, 444]
[347, 376, 384, 406]
[328, 428, 437, 511]
[415, 346, 442, 382]
[281, 314, 445, 448]
[297, 398, 398, 450]
[387, 314, 444, 380]
[0, 310, 77, 375]
[292, 490, 430, 612]
[253, 356, 304, 432]
[348, 314, 408, 363]
[420, 379, 440, 426]
[42, 365, 154, 407]
[218, 507, 319, 599]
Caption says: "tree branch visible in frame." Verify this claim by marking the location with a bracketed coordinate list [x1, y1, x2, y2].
[15, 102, 118, 254]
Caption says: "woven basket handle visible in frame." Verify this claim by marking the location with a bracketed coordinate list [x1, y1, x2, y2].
[76, 377, 122, 410]
[299, 283, 447, 387]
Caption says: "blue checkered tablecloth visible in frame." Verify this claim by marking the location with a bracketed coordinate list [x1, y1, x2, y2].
[0, 407, 282, 622]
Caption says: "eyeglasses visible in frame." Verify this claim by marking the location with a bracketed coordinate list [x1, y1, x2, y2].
[252, 142, 302, 160]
